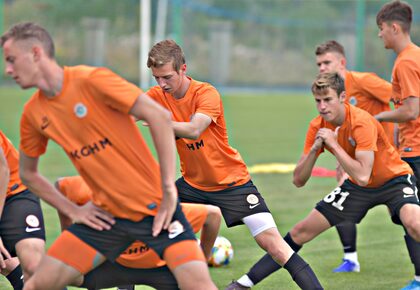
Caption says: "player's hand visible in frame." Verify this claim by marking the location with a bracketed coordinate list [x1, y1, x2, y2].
[72, 201, 115, 231]
[317, 127, 338, 148]
[0, 237, 11, 269]
[152, 185, 177, 237]
[311, 136, 324, 152]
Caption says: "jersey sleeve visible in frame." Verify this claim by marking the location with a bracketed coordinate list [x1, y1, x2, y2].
[88, 68, 143, 114]
[360, 73, 392, 104]
[58, 176, 92, 206]
[303, 119, 324, 156]
[19, 110, 48, 158]
[195, 86, 221, 123]
[353, 118, 378, 152]
[395, 60, 420, 100]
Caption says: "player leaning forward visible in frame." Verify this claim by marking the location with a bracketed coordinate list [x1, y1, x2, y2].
[146, 39, 323, 290]
[291, 72, 420, 276]
[1, 22, 216, 290]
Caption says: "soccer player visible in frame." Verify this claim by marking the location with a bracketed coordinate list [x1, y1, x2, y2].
[316, 40, 394, 273]
[0, 130, 46, 290]
[146, 39, 324, 290]
[231, 40, 396, 285]
[230, 72, 420, 289]
[375, 1, 420, 289]
[1, 22, 216, 290]
[54, 175, 221, 290]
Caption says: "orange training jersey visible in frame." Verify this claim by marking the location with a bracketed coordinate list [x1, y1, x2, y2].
[391, 43, 420, 157]
[345, 71, 394, 146]
[0, 131, 26, 197]
[147, 77, 250, 191]
[303, 104, 412, 187]
[57, 175, 207, 269]
[20, 66, 162, 221]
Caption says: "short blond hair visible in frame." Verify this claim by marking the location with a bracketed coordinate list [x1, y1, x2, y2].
[147, 39, 185, 72]
[311, 72, 345, 97]
[1, 22, 55, 58]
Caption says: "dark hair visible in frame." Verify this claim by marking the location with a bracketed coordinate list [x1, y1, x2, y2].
[315, 40, 345, 57]
[1, 22, 55, 58]
[147, 39, 185, 72]
[311, 72, 345, 97]
[376, 0, 412, 33]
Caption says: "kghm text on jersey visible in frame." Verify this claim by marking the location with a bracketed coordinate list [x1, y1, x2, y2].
[70, 137, 112, 159]
[186, 139, 204, 150]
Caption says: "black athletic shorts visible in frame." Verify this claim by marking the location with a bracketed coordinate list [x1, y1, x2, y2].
[402, 156, 420, 188]
[67, 202, 196, 262]
[82, 262, 178, 290]
[176, 177, 270, 227]
[0, 189, 45, 256]
[316, 174, 419, 226]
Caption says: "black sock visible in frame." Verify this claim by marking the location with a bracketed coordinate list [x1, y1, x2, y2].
[247, 232, 302, 285]
[284, 253, 324, 290]
[6, 265, 23, 290]
[335, 222, 357, 253]
[404, 234, 420, 276]
[284, 232, 302, 252]
[247, 253, 282, 285]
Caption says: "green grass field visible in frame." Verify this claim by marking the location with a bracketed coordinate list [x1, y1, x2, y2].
[0, 86, 414, 290]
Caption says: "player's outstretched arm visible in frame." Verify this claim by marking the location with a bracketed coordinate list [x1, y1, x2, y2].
[200, 205, 222, 260]
[375, 96, 419, 123]
[19, 152, 114, 231]
[293, 137, 323, 187]
[129, 93, 177, 236]
[172, 113, 212, 140]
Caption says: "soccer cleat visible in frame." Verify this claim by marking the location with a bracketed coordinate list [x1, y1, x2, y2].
[225, 280, 251, 290]
[401, 280, 420, 290]
[333, 259, 360, 273]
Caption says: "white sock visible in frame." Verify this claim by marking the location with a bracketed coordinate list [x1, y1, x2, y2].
[237, 275, 255, 287]
[344, 252, 359, 264]
[414, 275, 420, 282]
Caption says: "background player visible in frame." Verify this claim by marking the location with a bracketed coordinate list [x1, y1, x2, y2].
[54, 175, 221, 290]
[375, 1, 420, 289]
[0, 130, 46, 290]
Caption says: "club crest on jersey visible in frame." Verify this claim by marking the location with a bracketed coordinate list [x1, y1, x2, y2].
[74, 103, 88, 118]
[349, 96, 357, 106]
[25, 215, 40, 227]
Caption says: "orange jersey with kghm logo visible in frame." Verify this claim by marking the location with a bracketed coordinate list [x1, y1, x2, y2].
[20, 66, 162, 221]
[57, 175, 207, 269]
[147, 77, 250, 191]
[391, 43, 420, 157]
[304, 104, 412, 187]
[0, 131, 26, 197]
[345, 71, 394, 146]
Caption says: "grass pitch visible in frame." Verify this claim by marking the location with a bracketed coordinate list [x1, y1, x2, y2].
[0, 87, 413, 289]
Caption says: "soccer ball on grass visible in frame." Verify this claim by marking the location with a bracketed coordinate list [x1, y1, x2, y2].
[208, 236, 234, 267]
